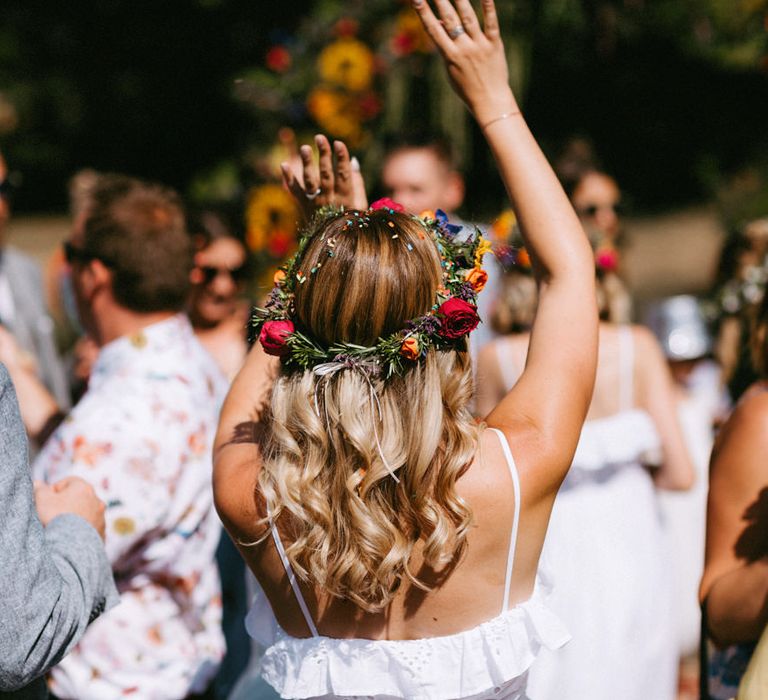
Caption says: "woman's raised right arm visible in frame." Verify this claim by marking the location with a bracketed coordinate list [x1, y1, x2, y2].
[414, 0, 598, 491]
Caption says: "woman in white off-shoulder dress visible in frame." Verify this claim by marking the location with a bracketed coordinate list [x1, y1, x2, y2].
[477, 303, 695, 699]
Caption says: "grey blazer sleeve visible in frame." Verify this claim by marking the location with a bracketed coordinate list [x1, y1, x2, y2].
[0, 364, 118, 691]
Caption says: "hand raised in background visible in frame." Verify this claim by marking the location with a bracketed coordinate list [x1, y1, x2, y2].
[281, 134, 368, 220]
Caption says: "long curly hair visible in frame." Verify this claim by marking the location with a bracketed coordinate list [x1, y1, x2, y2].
[256, 210, 478, 611]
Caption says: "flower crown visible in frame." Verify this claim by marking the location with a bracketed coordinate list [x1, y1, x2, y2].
[248, 198, 491, 377]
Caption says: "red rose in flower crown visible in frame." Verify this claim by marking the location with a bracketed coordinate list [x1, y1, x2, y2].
[438, 298, 480, 339]
[260, 320, 295, 356]
[369, 198, 405, 212]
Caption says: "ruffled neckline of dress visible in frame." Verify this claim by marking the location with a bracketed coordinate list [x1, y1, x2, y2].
[570, 408, 661, 473]
[245, 575, 569, 700]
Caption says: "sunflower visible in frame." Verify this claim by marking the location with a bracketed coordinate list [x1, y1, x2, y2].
[317, 38, 374, 92]
[307, 88, 364, 144]
[245, 184, 299, 257]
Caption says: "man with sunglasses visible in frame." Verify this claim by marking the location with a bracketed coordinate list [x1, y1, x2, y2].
[0, 151, 70, 413]
[7, 174, 227, 699]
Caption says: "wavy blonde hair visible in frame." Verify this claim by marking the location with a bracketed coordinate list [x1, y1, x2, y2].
[257, 211, 479, 611]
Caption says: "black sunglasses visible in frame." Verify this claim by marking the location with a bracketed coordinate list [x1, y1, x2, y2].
[198, 264, 249, 285]
[578, 202, 625, 218]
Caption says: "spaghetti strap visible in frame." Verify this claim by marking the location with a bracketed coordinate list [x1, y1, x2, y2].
[488, 427, 522, 613]
[495, 339, 521, 393]
[618, 325, 635, 411]
[269, 517, 319, 637]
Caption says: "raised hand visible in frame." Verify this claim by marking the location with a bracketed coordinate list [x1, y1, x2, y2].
[411, 0, 518, 128]
[281, 134, 368, 220]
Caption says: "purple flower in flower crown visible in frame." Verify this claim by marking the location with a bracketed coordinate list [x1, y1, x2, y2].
[435, 209, 463, 237]
[453, 281, 478, 302]
[264, 286, 285, 310]
[408, 314, 441, 336]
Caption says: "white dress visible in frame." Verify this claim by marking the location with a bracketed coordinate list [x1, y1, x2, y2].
[657, 361, 723, 657]
[518, 328, 678, 700]
[241, 429, 570, 700]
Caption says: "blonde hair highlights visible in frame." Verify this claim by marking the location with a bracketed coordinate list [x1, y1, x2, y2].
[256, 210, 479, 611]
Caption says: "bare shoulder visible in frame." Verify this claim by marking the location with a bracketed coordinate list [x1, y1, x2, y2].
[714, 384, 768, 464]
[466, 421, 559, 506]
[476, 339, 499, 370]
[626, 323, 668, 378]
[456, 428, 518, 527]
[629, 323, 664, 358]
[477, 335, 527, 368]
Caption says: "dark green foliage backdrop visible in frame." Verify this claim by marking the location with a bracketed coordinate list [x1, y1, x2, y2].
[0, 0, 311, 210]
[0, 0, 766, 215]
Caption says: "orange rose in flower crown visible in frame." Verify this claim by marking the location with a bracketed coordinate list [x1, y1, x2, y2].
[400, 336, 420, 360]
[466, 267, 488, 292]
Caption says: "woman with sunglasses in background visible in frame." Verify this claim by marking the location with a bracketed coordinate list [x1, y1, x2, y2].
[188, 209, 255, 700]
[188, 209, 251, 381]
[555, 143, 633, 324]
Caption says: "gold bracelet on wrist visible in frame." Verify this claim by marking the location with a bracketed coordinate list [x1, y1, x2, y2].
[480, 110, 521, 131]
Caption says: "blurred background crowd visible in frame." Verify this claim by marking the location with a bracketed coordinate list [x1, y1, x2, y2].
[1, 1, 768, 699]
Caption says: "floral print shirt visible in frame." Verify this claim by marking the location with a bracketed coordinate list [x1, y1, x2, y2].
[34, 315, 227, 700]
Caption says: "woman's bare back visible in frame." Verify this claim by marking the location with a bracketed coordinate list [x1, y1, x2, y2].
[236, 426, 553, 641]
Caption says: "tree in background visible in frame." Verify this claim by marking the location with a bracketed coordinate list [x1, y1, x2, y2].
[0, 0, 765, 238]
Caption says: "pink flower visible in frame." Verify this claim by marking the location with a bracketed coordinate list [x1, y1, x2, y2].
[437, 298, 480, 339]
[595, 247, 619, 272]
[370, 198, 405, 213]
[259, 320, 294, 356]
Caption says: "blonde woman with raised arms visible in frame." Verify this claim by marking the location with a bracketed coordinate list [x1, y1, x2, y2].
[213, 1, 598, 697]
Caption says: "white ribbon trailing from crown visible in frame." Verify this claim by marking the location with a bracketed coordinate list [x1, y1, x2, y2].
[312, 360, 401, 483]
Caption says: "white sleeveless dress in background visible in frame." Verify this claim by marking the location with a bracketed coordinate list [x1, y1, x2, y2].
[240, 429, 569, 700]
[498, 328, 678, 700]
